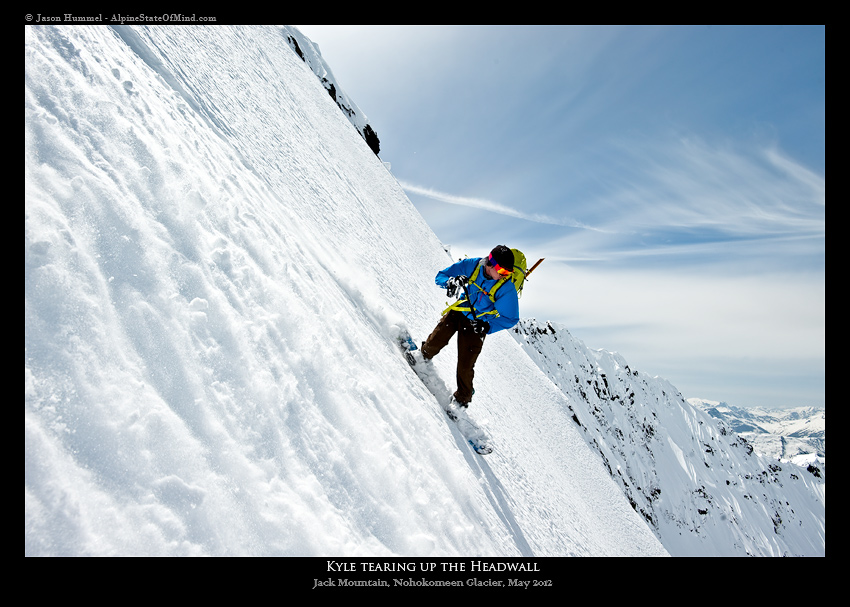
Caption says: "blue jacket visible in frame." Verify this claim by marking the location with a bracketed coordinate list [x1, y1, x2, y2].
[435, 257, 520, 334]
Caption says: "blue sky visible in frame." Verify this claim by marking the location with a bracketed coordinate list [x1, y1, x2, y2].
[296, 25, 825, 408]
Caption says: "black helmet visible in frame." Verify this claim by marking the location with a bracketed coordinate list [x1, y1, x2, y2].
[488, 245, 514, 272]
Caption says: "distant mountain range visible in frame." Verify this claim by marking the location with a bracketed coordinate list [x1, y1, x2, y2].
[688, 399, 824, 463]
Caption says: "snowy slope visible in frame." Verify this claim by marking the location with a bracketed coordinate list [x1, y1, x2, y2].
[25, 25, 667, 556]
[511, 320, 824, 556]
[282, 27, 380, 156]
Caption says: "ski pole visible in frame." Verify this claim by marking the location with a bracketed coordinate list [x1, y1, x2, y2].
[460, 280, 486, 340]
[460, 279, 479, 318]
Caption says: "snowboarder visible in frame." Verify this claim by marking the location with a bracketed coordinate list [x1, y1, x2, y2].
[420, 245, 520, 410]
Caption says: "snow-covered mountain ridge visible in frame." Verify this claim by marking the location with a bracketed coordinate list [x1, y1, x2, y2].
[511, 319, 824, 556]
[688, 399, 824, 462]
[283, 27, 380, 156]
[25, 25, 823, 557]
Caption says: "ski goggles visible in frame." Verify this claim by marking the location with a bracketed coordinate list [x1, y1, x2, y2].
[487, 254, 513, 276]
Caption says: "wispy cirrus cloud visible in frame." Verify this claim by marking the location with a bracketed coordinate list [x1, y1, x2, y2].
[598, 138, 825, 239]
[398, 179, 612, 233]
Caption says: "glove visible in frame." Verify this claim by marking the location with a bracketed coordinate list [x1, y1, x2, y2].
[471, 320, 490, 336]
[445, 275, 468, 298]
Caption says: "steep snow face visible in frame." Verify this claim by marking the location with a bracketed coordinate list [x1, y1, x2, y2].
[511, 319, 825, 556]
[25, 25, 667, 557]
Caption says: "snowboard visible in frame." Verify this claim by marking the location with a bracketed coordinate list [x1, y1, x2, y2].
[394, 328, 493, 455]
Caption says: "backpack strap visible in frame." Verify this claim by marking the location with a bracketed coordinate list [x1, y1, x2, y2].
[485, 276, 510, 302]
[441, 298, 502, 319]
[441, 258, 506, 317]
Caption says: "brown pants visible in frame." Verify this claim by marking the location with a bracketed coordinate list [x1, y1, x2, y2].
[421, 310, 485, 404]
